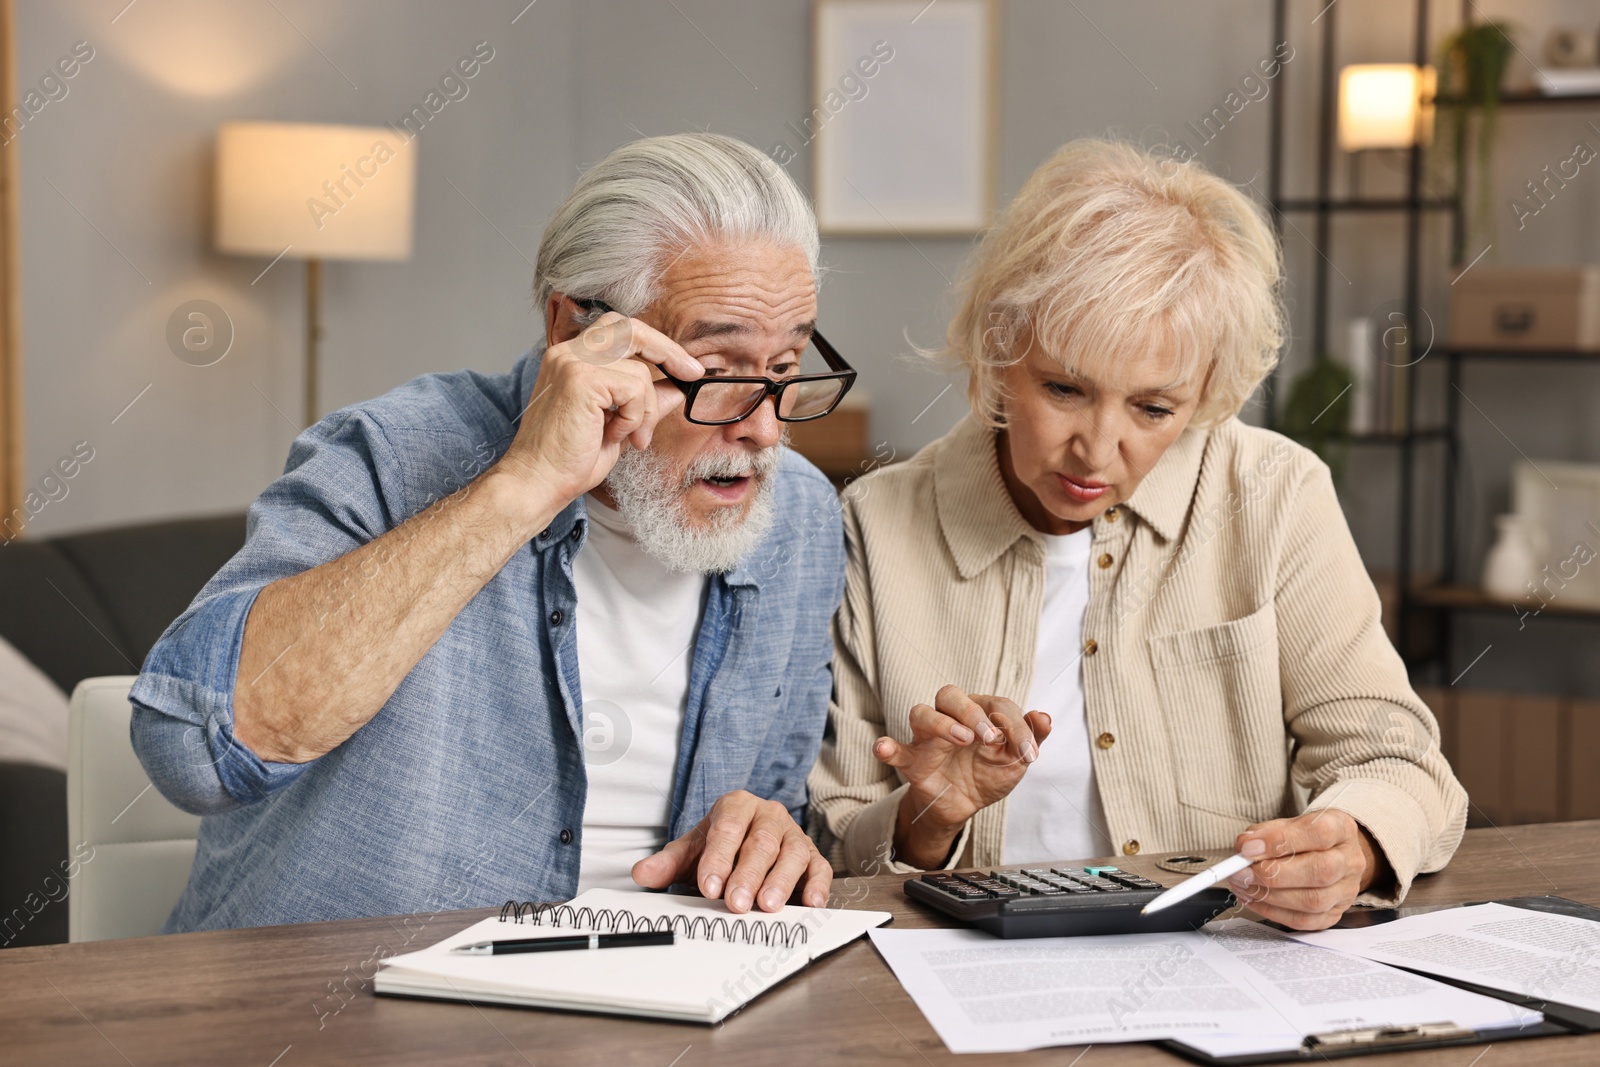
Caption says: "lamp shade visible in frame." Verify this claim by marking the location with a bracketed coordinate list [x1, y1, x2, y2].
[215, 122, 415, 260]
[1337, 64, 1436, 151]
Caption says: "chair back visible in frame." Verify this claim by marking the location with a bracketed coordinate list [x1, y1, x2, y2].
[67, 677, 200, 941]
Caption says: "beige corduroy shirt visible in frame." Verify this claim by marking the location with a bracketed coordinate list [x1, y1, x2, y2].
[809, 413, 1467, 906]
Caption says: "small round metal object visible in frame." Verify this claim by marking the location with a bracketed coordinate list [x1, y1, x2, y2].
[1156, 853, 1231, 875]
[559, 828, 574, 845]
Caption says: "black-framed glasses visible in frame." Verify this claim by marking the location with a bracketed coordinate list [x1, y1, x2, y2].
[572, 297, 857, 427]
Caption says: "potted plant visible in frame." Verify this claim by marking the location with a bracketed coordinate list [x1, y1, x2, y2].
[1280, 353, 1354, 483]
[1435, 20, 1515, 261]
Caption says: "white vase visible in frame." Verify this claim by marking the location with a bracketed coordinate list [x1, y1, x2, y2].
[1482, 514, 1540, 600]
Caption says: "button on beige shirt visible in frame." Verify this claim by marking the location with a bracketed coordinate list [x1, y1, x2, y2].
[809, 414, 1467, 906]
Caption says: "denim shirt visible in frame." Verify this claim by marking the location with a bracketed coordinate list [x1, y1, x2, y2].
[129, 346, 845, 932]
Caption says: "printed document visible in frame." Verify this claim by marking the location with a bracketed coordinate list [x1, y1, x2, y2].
[1294, 901, 1600, 1012]
[869, 919, 1540, 1055]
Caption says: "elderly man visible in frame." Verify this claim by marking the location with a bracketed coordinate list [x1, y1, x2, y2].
[131, 133, 851, 931]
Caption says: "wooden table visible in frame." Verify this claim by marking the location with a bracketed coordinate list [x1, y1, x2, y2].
[5, 821, 1600, 1066]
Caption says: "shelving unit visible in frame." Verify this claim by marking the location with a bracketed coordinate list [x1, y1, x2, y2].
[1264, 0, 1600, 685]
[1264, 0, 1444, 667]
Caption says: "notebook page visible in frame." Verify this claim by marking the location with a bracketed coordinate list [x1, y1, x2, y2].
[377, 889, 890, 1022]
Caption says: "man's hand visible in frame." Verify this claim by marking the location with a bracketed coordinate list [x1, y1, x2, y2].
[873, 685, 1052, 870]
[632, 791, 832, 913]
[1227, 809, 1391, 931]
[495, 312, 704, 508]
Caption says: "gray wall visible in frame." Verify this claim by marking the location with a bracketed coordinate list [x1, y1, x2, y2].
[12, 0, 1600, 689]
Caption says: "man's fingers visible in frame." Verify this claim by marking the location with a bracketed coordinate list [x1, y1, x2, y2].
[691, 795, 759, 900]
[723, 809, 787, 913]
[577, 315, 703, 380]
[632, 830, 703, 889]
[754, 829, 816, 912]
[800, 850, 833, 908]
[933, 684, 998, 743]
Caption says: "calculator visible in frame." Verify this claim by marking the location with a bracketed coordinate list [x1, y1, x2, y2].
[904, 865, 1235, 939]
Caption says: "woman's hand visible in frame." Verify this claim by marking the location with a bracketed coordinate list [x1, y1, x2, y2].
[873, 684, 1052, 870]
[1226, 809, 1392, 930]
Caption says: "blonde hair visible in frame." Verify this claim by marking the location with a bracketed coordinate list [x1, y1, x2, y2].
[942, 139, 1285, 428]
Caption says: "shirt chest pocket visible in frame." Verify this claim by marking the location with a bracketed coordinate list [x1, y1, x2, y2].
[1147, 602, 1289, 822]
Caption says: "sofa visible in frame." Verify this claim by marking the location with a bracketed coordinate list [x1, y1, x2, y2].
[0, 513, 246, 946]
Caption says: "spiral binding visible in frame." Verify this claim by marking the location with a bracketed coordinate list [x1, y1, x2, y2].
[498, 900, 810, 949]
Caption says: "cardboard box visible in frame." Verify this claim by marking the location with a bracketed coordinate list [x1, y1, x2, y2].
[1449, 266, 1600, 350]
[785, 393, 869, 475]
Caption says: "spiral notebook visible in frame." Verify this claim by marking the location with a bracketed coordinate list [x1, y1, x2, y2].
[375, 888, 892, 1023]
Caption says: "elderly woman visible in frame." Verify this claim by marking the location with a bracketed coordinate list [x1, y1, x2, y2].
[809, 140, 1466, 931]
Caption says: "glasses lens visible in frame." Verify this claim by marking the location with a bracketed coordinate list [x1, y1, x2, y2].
[779, 378, 846, 420]
[689, 380, 767, 424]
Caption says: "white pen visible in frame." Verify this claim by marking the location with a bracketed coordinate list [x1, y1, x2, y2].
[1140, 852, 1255, 915]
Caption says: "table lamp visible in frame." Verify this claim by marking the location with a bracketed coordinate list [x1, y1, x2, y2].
[215, 122, 416, 426]
[1338, 63, 1436, 152]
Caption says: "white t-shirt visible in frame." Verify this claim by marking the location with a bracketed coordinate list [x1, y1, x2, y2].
[573, 496, 709, 892]
[1002, 528, 1113, 865]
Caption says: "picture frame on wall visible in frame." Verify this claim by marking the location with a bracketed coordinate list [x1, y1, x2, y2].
[809, 0, 998, 235]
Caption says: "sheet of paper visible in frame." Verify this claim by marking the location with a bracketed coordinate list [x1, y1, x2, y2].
[868, 926, 1303, 1052]
[1179, 920, 1543, 1058]
[1294, 901, 1600, 1012]
[869, 920, 1542, 1056]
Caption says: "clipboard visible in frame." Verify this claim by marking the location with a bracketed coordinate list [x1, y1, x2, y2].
[1162, 896, 1600, 1065]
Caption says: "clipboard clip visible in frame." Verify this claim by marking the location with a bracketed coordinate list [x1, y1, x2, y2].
[1305, 1021, 1474, 1051]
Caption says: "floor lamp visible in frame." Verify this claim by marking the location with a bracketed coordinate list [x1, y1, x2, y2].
[214, 122, 416, 427]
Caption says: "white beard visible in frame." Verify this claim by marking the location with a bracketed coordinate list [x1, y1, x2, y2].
[602, 441, 782, 574]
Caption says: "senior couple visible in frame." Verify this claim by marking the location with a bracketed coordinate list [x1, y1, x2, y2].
[132, 133, 1465, 935]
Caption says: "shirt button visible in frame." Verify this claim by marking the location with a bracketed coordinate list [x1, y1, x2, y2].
[1083, 638, 1099, 657]
[1097, 731, 1115, 749]
[537, 528, 550, 540]
[1104, 508, 1120, 523]
[1097, 552, 1114, 569]
[1122, 840, 1140, 856]
[559, 828, 573, 845]
[570, 527, 581, 542]
[548, 609, 564, 626]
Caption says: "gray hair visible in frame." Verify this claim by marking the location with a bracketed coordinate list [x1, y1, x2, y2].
[533, 133, 820, 319]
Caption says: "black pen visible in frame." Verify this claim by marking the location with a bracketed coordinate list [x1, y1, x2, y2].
[451, 931, 675, 955]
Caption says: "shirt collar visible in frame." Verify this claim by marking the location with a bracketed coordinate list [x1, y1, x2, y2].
[933, 414, 1213, 576]
[1118, 423, 1209, 543]
[933, 415, 1042, 580]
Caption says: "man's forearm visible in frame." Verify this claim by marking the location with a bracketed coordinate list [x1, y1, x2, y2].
[234, 466, 559, 762]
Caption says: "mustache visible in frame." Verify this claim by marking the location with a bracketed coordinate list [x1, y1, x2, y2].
[681, 445, 783, 486]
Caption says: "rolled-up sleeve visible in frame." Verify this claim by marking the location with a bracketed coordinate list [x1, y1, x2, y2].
[130, 410, 405, 815]
[1277, 462, 1469, 906]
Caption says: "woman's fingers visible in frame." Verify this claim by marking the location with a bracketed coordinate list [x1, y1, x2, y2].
[980, 697, 1038, 766]
[873, 734, 911, 769]
[908, 701, 976, 745]
[1024, 709, 1053, 745]
[933, 684, 999, 743]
